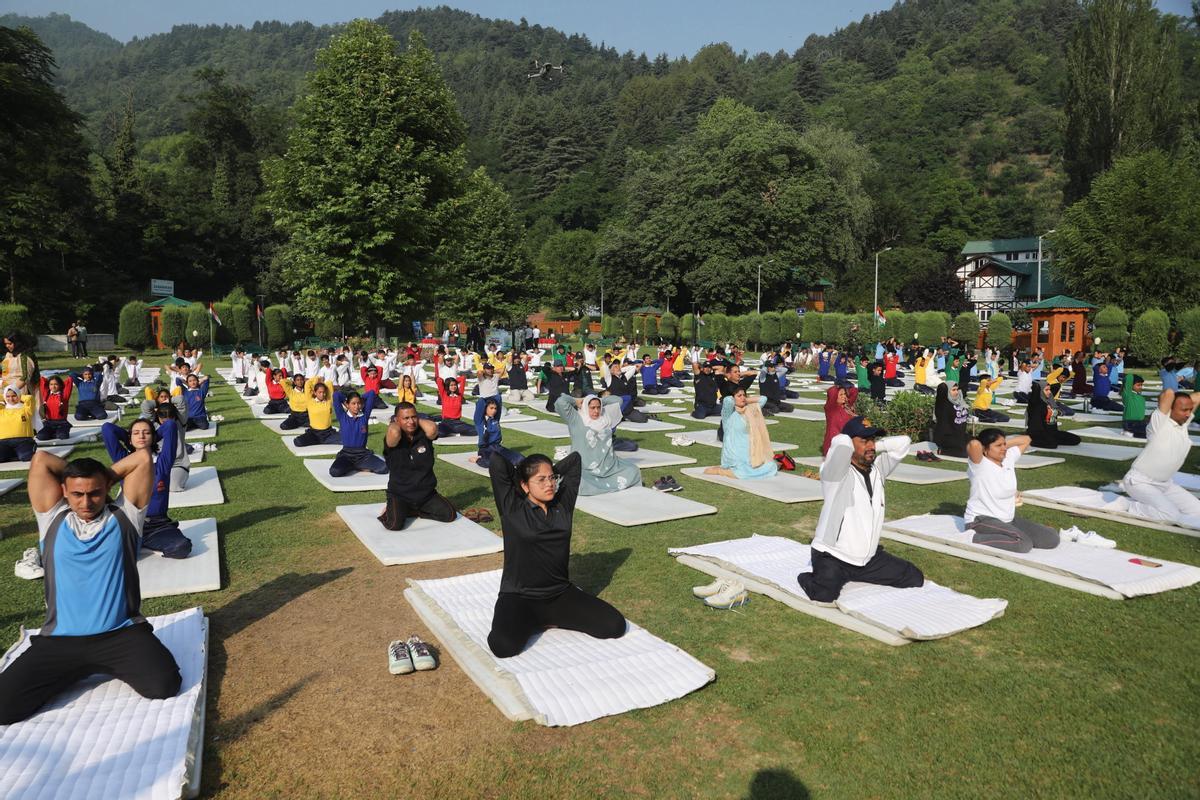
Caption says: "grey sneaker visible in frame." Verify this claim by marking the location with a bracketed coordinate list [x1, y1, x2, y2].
[406, 635, 437, 671]
[388, 640, 414, 675]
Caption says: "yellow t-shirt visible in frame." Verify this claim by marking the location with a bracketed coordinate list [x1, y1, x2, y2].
[0, 395, 35, 438]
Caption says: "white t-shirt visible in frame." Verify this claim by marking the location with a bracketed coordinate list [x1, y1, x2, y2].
[965, 446, 1021, 523]
[35, 492, 147, 543]
[1015, 370, 1033, 394]
[1127, 409, 1196, 483]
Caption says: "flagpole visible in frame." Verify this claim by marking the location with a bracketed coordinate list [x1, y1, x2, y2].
[209, 304, 214, 351]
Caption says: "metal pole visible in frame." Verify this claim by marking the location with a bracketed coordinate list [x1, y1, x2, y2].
[1036, 236, 1043, 302]
[873, 248, 891, 329]
[757, 264, 762, 315]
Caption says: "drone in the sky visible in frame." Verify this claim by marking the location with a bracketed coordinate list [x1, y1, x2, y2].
[527, 59, 567, 80]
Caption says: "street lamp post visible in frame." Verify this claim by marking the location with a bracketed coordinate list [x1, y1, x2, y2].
[757, 258, 775, 315]
[873, 247, 892, 328]
[1037, 229, 1055, 302]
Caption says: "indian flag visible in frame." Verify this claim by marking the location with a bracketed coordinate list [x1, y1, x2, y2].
[208, 303, 222, 326]
[874, 306, 887, 326]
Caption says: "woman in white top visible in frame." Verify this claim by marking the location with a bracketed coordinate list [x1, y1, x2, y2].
[965, 428, 1058, 552]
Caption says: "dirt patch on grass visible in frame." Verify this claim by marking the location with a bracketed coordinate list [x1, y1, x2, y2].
[718, 645, 763, 663]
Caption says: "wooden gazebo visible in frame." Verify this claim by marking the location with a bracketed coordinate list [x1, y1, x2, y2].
[1023, 294, 1096, 360]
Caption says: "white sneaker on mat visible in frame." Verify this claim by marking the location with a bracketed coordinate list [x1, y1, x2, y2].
[1059, 525, 1085, 542]
[388, 640, 414, 675]
[692, 578, 732, 599]
[554, 446, 570, 460]
[406, 635, 437, 671]
[14, 548, 43, 580]
[704, 581, 749, 609]
[1075, 530, 1116, 549]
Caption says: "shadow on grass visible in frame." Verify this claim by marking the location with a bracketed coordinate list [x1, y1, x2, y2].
[215, 465, 274, 480]
[931, 501, 965, 517]
[745, 768, 809, 799]
[447, 486, 493, 510]
[571, 548, 632, 594]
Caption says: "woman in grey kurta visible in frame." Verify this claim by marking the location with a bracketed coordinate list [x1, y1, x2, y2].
[555, 393, 641, 495]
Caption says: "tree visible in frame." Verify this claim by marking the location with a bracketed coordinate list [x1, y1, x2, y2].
[1056, 150, 1200, 320]
[230, 303, 255, 344]
[659, 311, 678, 342]
[0, 304, 33, 338]
[264, 304, 292, 349]
[160, 306, 188, 350]
[185, 304, 211, 348]
[1177, 306, 1200, 361]
[436, 168, 532, 325]
[265, 23, 467, 326]
[536, 229, 598, 316]
[1129, 308, 1170, 363]
[916, 311, 948, 347]
[986, 312, 1013, 352]
[117, 301, 150, 349]
[1091, 305, 1129, 349]
[949, 312, 980, 346]
[1064, 0, 1183, 201]
[898, 260, 970, 314]
[679, 312, 694, 344]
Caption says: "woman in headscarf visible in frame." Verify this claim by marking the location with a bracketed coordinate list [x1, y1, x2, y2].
[1026, 380, 1081, 449]
[705, 386, 778, 480]
[821, 383, 858, 456]
[932, 382, 971, 458]
[0, 384, 36, 462]
[554, 393, 641, 495]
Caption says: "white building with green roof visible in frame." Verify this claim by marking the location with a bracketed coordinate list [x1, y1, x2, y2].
[957, 237, 1062, 325]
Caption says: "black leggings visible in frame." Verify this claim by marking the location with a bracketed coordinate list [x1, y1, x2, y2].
[377, 490, 456, 531]
[487, 584, 626, 658]
[797, 546, 924, 603]
[0, 621, 181, 724]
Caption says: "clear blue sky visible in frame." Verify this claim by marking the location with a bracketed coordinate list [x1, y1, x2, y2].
[9, 0, 1195, 58]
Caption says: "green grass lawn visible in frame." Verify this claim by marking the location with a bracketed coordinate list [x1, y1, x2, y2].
[1, 352, 1197, 799]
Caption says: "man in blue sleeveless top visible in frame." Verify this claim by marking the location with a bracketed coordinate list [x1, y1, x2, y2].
[0, 449, 181, 724]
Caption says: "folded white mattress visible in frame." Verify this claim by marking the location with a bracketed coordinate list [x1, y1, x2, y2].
[259, 418, 303, 436]
[883, 514, 1200, 598]
[68, 410, 121, 429]
[615, 448, 697, 468]
[669, 535, 1006, 643]
[139, 518, 221, 598]
[336, 503, 502, 565]
[405, 570, 714, 726]
[0, 477, 24, 497]
[680, 467, 822, 503]
[183, 424, 217, 442]
[616, 418, 686, 432]
[770, 408, 826, 422]
[1021, 486, 1200, 538]
[171, 467, 224, 509]
[0, 608, 208, 800]
[438, 450, 492, 478]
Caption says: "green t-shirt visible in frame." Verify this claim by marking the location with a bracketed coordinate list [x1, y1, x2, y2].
[855, 363, 870, 389]
[1122, 373, 1146, 422]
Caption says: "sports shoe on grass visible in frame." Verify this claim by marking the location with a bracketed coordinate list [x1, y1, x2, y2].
[670, 435, 694, 447]
[704, 581, 749, 610]
[407, 635, 437, 671]
[693, 578, 734, 599]
[15, 547, 44, 580]
[388, 640, 414, 675]
[662, 475, 683, 492]
[652, 477, 674, 492]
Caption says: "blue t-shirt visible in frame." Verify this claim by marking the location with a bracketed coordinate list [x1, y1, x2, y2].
[37, 497, 145, 636]
[818, 351, 832, 377]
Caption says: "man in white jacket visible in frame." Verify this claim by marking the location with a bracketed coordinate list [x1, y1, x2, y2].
[798, 416, 925, 602]
[1120, 389, 1200, 525]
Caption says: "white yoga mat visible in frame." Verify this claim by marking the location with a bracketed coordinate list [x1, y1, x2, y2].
[674, 427, 797, 452]
[432, 433, 478, 446]
[795, 457, 966, 485]
[0, 608, 208, 800]
[770, 408, 826, 422]
[405, 570, 714, 726]
[1175, 472, 1200, 493]
[667, 413, 776, 427]
[1033, 441, 1141, 461]
[336, 503, 502, 565]
[633, 403, 685, 414]
[0, 477, 23, 497]
[184, 423, 218, 441]
[260, 418, 304, 435]
[139, 518, 221, 598]
[575, 486, 717, 526]
[438, 450, 493, 477]
[616, 448, 697, 468]
[968, 415, 1025, 430]
[1070, 425, 1200, 447]
[171, 466, 225, 509]
[283, 436, 343, 457]
[0, 446, 74, 472]
[304, 459, 388, 492]
[68, 410, 121, 430]
[883, 514, 1200, 599]
[504, 419, 571, 439]
[1021, 486, 1200, 538]
[680, 467, 822, 504]
[249, 404, 288, 419]
[910, 442, 1063, 469]
[34, 429, 98, 447]
[670, 535, 1006, 643]
[457, 403, 539, 424]
[615, 418, 686, 433]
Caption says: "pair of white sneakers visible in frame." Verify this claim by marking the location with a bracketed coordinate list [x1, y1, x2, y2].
[1059, 525, 1116, 549]
[669, 434, 695, 447]
[202, 443, 218, 452]
[692, 578, 749, 609]
[15, 547, 43, 580]
[388, 636, 437, 674]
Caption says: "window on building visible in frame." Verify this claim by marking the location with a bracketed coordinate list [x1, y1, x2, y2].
[1007, 252, 1018, 260]
[1068, 321, 1076, 341]
[1038, 320, 1050, 344]
[978, 308, 991, 322]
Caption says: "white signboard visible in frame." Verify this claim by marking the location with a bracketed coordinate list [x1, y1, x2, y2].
[150, 279, 175, 297]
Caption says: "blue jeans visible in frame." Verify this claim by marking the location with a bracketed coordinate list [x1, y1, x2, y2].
[0, 437, 35, 462]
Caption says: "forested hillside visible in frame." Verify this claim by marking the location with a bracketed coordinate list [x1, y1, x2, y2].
[2, 1, 1198, 333]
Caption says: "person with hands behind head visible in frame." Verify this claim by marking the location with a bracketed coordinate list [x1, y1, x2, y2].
[376, 402, 456, 531]
[965, 429, 1059, 552]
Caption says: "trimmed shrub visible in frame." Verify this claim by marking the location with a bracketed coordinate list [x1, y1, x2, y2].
[117, 301, 151, 349]
[231, 304, 255, 344]
[659, 311, 678, 342]
[314, 317, 341, 340]
[1091, 305, 1129, 350]
[916, 311, 948, 346]
[644, 315, 658, 340]
[184, 304, 210, 348]
[211, 302, 235, 344]
[1129, 308, 1170, 364]
[601, 315, 615, 338]
[986, 312, 1013, 352]
[679, 313, 695, 344]
[786, 310, 805, 340]
[729, 314, 755, 347]
[0, 304, 33, 339]
[802, 311, 823, 344]
[706, 313, 729, 343]
[759, 312, 782, 347]
[883, 310, 906, 344]
[265, 304, 292, 349]
[222, 287, 252, 306]
[160, 306, 188, 350]
[950, 312, 980, 345]
[854, 388, 934, 441]
[1177, 306, 1200, 361]
[622, 314, 634, 340]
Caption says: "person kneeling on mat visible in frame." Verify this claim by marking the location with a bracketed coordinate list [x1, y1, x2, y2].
[292, 381, 339, 447]
[279, 374, 313, 431]
[329, 389, 388, 477]
[555, 394, 641, 494]
[72, 366, 108, 421]
[965, 429, 1064, 551]
[1120, 388, 1200, 526]
[0, 384, 36, 462]
[102, 417, 193, 558]
[0, 450, 181, 724]
[377, 402, 457, 530]
[797, 416, 923, 602]
[471, 396, 522, 470]
[486, 452, 626, 658]
[705, 388, 777, 480]
[37, 374, 73, 441]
